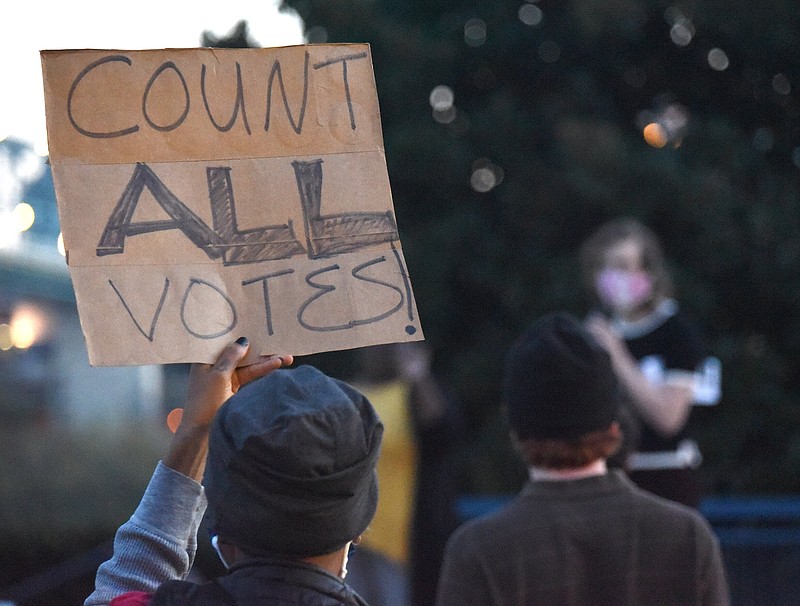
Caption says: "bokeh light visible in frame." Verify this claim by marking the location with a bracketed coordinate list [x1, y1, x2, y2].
[12, 202, 35, 232]
[643, 123, 668, 148]
[429, 85, 454, 111]
[470, 158, 504, 193]
[471, 168, 496, 192]
[519, 4, 543, 26]
[638, 102, 689, 148]
[10, 315, 37, 349]
[670, 20, 694, 46]
[430, 85, 457, 124]
[665, 8, 695, 47]
[305, 26, 328, 43]
[464, 18, 487, 47]
[57, 232, 66, 257]
[2, 305, 48, 350]
[707, 48, 729, 71]
[433, 106, 457, 124]
[661, 104, 688, 134]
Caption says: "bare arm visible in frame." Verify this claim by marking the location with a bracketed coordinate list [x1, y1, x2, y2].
[586, 316, 693, 438]
[165, 338, 293, 481]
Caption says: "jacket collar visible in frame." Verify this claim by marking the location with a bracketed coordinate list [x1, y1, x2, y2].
[227, 556, 369, 606]
[520, 468, 636, 500]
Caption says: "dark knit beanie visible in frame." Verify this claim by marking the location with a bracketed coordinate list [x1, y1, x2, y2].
[503, 313, 618, 440]
[204, 365, 383, 558]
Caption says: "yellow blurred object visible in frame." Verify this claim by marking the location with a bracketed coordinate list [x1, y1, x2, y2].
[356, 379, 418, 565]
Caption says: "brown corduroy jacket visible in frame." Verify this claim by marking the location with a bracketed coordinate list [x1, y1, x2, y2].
[436, 470, 729, 606]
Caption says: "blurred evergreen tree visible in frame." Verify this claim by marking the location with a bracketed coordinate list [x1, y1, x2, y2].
[280, 0, 800, 495]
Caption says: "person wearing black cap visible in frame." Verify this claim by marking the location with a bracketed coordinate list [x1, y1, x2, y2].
[436, 313, 729, 606]
[84, 337, 384, 606]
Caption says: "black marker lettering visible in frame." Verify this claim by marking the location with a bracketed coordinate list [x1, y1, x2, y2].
[264, 51, 309, 134]
[297, 264, 340, 332]
[292, 159, 399, 258]
[297, 259, 404, 332]
[108, 277, 170, 342]
[206, 167, 306, 265]
[142, 61, 190, 132]
[242, 269, 295, 335]
[180, 278, 238, 339]
[68, 55, 139, 138]
[350, 256, 404, 322]
[390, 242, 415, 322]
[201, 62, 251, 134]
[97, 163, 222, 258]
[312, 51, 368, 130]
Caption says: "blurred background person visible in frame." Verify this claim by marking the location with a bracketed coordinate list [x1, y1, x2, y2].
[346, 341, 464, 606]
[581, 218, 720, 507]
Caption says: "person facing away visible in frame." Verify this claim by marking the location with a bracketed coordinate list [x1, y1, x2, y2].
[84, 337, 384, 606]
[580, 218, 720, 507]
[435, 313, 729, 606]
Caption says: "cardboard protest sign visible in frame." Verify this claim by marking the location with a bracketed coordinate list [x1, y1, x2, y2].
[41, 45, 422, 365]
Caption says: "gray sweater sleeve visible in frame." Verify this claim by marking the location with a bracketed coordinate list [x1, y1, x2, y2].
[84, 461, 208, 606]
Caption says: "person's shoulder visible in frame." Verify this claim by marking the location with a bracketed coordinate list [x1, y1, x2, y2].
[628, 482, 716, 535]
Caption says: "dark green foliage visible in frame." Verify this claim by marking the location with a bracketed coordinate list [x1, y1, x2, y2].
[284, 0, 800, 494]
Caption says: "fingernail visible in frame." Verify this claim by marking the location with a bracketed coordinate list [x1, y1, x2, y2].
[235, 336, 249, 347]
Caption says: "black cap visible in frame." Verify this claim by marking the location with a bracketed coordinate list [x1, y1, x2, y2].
[503, 313, 618, 440]
[204, 365, 383, 557]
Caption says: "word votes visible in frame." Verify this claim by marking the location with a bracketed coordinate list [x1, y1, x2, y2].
[109, 254, 413, 343]
[68, 51, 368, 139]
[97, 160, 398, 263]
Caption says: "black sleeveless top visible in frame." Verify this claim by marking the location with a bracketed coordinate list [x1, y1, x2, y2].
[620, 306, 705, 452]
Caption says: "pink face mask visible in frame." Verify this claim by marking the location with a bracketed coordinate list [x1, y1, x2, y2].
[596, 268, 653, 312]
